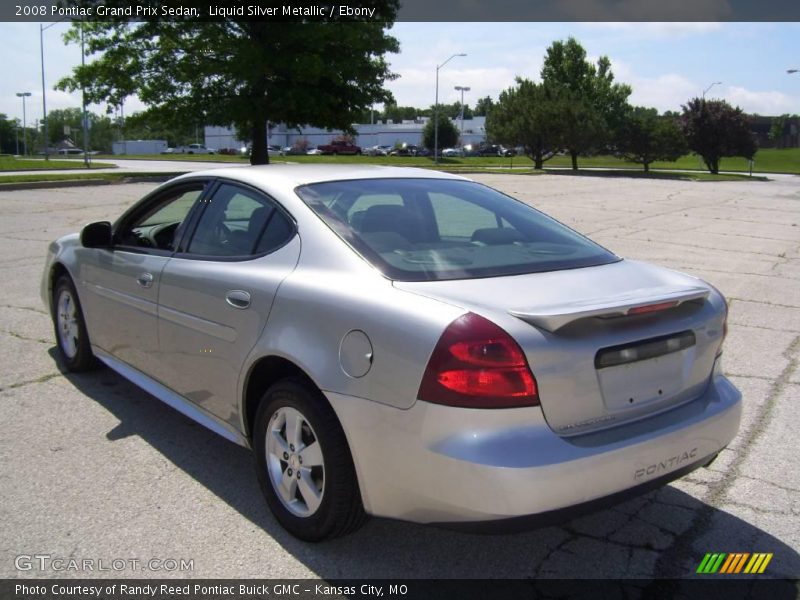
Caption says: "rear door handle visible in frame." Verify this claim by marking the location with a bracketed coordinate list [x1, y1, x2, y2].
[136, 272, 154, 288]
[225, 290, 251, 309]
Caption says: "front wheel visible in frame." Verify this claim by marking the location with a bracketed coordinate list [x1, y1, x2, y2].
[253, 379, 366, 541]
[52, 275, 97, 372]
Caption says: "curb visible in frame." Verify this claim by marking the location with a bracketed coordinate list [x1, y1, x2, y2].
[0, 174, 182, 192]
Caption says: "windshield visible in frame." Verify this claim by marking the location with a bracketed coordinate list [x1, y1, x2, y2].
[296, 178, 619, 282]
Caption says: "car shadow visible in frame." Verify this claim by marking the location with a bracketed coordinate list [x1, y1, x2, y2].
[53, 350, 800, 581]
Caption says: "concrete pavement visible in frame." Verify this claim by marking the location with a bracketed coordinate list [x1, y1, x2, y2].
[0, 174, 797, 580]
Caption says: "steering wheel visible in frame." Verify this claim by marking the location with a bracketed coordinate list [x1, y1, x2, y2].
[150, 222, 180, 250]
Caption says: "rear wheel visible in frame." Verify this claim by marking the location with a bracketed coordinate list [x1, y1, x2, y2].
[52, 275, 96, 372]
[253, 378, 366, 541]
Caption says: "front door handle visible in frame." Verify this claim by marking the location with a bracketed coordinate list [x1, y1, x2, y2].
[136, 272, 154, 288]
[225, 290, 251, 309]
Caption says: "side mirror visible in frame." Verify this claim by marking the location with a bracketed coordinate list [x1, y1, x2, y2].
[80, 221, 113, 248]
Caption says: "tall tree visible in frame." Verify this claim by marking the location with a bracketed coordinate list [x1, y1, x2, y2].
[486, 78, 560, 169]
[0, 114, 20, 155]
[57, 5, 399, 165]
[681, 98, 757, 174]
[422, 116, 458, 151]
[768, 114, 790, 147]
[474, 96, 495, 117]
[540, 37, 631, 169]
[616, 107, 688, 172]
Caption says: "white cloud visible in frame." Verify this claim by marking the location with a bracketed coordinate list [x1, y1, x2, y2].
[723, 86, 799, 115]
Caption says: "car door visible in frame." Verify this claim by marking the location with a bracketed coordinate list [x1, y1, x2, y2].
[78, 181, 208, 376]
[154, 181, 300, 425]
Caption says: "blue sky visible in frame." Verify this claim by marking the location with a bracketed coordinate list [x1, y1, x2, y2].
[1, 21, 798, 126]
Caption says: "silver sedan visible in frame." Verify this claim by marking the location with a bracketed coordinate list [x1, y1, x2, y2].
[42, 165, 741, 541]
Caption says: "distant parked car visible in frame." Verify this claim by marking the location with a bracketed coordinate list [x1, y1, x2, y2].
[282, 146, 309, 156]
[176, 144, 216, 155]
[306, 148, 323, 155]
[57, 148, 84, 155]
[366, 145, 392, 156]
[441, 147, 463, 157]
[318, 140, 362, 155]
[476, 144, 514, 157]
[390, 144, 423, 157]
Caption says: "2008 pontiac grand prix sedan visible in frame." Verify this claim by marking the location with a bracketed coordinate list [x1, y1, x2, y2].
[42, 165, 741, 541]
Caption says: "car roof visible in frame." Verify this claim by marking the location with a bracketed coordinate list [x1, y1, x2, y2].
[174, 164, 468, 189]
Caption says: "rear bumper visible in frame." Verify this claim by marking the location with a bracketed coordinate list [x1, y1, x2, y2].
[326, 372, 741, 525]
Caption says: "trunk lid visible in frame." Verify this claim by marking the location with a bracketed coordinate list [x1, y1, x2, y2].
[396, 260, 725, 435]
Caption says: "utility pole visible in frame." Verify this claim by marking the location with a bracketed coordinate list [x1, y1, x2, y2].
[434, 53, 466, 164]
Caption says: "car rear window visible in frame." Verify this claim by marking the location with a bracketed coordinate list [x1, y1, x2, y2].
[296, 178, 619, 282]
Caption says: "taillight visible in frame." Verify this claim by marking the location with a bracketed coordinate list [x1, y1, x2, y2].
[418, 312, 539, 408]
[627, 300, 679, 316]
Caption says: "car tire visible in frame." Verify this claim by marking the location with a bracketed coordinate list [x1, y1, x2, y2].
[52, 274, 97, 372]
[253, 378, 367, 541]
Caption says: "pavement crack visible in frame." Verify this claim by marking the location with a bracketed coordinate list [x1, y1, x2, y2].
[0, 372, 61, 392]
[736, 474, 800, 494]
[1, 304, 48, 315]
[650, 334, 800, 577]
[0, 329, 50, 344]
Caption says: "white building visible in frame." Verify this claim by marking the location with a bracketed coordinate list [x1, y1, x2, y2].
[204, 116, 487, 151]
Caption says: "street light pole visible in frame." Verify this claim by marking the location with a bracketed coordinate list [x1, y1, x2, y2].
[434, 53, 466, 164]
[702, 81, 722, 100]
[16, 92, 32, 156]
[80, 22, 90, 167]
[40, 23, 52, 160]
[454, 85, 471, 146]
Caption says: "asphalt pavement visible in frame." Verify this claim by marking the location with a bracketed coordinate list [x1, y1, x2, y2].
[0, 172, 798, 581]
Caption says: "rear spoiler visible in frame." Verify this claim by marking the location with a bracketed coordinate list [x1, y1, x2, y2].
[509, 285, 709, 332]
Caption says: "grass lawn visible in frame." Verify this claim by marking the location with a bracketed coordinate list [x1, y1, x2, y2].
[537, 147, 800, 174]
[93, 147, 799, 174]
[0, 156, 115, 171]
[542, 169, 766, 182]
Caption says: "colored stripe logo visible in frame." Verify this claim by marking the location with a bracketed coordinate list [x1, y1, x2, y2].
[697, 552, 773, 574]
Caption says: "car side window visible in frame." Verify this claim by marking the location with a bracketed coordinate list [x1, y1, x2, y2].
[116, 185, 203, 251]
[186, 183, 293, 257]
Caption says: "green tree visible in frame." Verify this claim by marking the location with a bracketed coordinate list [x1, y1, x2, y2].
[552, 90, 606, 170]
[444, 101, 473, 120]
[681, 98, 757, 174]
[616, 107, 688, 172]
[422, 116, 459, 150]
[474, 96, 495, 117]
[768, 114, 790, 147]
[381, 104, 421, 123]
[123, 107, 198, 147]
[0, 114, 20, 154]
[486, 78, 560, 169]
[540, 37, 631, 169]
[57, 6, 400, 165]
